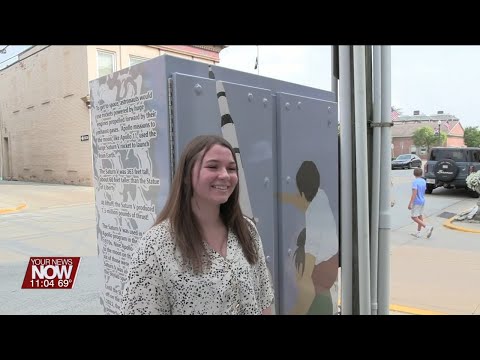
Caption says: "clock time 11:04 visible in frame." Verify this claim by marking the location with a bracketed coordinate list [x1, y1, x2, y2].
[30, 279, 72, 288]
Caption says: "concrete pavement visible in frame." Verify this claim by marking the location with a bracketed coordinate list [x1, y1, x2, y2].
[0, 180, 103, 315]
[1, 180, 479, 315]
[0, 180, 93, 212]
[389, 196, 480, 315]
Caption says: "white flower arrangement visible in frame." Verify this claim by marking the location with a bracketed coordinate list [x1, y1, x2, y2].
[466, 170, 480, 193]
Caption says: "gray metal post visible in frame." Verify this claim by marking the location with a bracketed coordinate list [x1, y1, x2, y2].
[353, 46, 371, 314]
[0, 102, 3, 181]
[378, 46, 392, 315]
[338, 45, 353, 315]
[331, 46, 339, 102]
[370, 46, 382, 315]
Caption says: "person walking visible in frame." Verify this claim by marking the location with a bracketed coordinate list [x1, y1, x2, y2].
[409, 168, 433, 238]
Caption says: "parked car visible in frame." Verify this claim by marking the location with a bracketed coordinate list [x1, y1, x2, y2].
[391, 154, 422, 170]
[424, 146, 480, 198]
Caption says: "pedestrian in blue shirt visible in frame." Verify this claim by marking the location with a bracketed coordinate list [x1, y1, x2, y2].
[408, 168, 433, 238]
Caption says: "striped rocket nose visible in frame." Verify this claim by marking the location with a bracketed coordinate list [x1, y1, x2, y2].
[221, 114, 234, 127]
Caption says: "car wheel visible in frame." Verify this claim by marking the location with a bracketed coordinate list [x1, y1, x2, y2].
[433, 159, 458, 183]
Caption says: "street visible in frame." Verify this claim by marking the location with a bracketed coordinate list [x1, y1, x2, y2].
[1, 177, 479, 314]
[390, 169, 480, 314]
[0, 182, 103, 314]
[391, 169, 480, 252]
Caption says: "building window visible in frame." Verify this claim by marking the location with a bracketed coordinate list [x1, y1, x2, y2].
[97, 50, 116, 77]
[129, 55, 149, 66]
[410, 145, 417, 154]
[419, 146, 428, 155]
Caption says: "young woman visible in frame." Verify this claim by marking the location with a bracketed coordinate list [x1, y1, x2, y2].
[121, 134, 274, 315]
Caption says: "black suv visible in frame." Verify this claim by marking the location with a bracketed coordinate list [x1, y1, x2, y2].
[424, 147, 480, 198]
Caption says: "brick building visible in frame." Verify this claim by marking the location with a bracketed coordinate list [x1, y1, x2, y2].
[391, 110, 465, 159]
[0, 46, 224, 185]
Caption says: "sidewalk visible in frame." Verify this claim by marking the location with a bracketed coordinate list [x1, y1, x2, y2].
[0, 180, 94, 213]
[390, 198, 480, 315]
[2, 180, 479, 315]
[0, 180, 101, 315]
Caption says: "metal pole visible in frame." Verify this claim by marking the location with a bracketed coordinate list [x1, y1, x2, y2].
[338, 45, 353, 314]
[0, 101, 3, 181]
[378, 46, 392, 315]
[353, 45, 371, 314]
[257, 46, 260, 75]
[438, 121, 441, 144]
[370, 46, 382, 315]
[331, 46, 339, 102]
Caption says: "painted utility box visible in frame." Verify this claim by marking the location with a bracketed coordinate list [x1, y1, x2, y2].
[89, 55, 338, 315]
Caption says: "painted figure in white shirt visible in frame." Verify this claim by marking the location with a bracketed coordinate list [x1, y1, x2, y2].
[280, 160, 339, 315]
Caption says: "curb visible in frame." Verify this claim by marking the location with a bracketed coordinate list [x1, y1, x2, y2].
[443, 212, 480, 234]
[389, 304, 447, 315]
[0, 202, 27, 215]
[338, 300, 446, 315]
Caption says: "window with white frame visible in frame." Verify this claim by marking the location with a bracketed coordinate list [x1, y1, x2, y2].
[129, 55, 149, 66]
[97, 50, 116, 77]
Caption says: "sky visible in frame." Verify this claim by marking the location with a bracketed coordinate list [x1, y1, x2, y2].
[1, 45, 479, 128]
[219, 45, 480, 129]
[0, 45, 32, 70]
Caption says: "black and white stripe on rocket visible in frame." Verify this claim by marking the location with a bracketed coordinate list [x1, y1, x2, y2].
[209, 66, 253, 219]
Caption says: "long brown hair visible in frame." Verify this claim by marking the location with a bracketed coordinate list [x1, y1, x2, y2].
[154, 134, 258, 272]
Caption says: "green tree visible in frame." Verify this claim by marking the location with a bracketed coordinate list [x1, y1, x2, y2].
[412, 126, 447, 151]
[464, 126, 480, 147]
[437, 131, 448, 146]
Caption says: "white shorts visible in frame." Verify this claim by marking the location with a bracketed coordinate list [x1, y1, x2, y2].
[411, 204, 424, 218]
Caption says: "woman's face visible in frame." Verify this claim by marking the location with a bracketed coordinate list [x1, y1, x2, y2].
[191, 144, 238, 207]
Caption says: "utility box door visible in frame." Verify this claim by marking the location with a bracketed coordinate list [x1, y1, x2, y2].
[172, 73, 278, 295]
[276, 92, 339, 315]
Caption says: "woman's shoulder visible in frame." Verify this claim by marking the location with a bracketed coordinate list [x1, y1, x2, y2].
[140, 219, 175, 250]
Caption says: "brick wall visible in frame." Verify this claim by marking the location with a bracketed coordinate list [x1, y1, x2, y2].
[0, 46, 92, 185]
[392, 137, 416, 158]
[0, 46, 221, 186]
[446, 136, 465, 147]
[446, 122, 465, 147]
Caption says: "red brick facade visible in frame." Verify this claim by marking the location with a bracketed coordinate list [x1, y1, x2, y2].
[391, 115, 465, 160]
[392, 137, 417, 159]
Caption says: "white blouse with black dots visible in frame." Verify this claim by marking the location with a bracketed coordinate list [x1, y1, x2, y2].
[121, 218, 275, 315]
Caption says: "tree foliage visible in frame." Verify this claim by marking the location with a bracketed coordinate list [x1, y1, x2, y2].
[412, 126, 447, 150]
[464, 126, 480, 147]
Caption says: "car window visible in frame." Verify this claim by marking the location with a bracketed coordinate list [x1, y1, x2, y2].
[430, 149, 467, 162]
[397, 155, 410, 160]
[472, 151, 480, 163]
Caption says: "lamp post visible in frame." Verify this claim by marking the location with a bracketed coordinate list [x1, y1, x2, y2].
[437, 120, 441, 145]
[0, 106, 3, 181]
